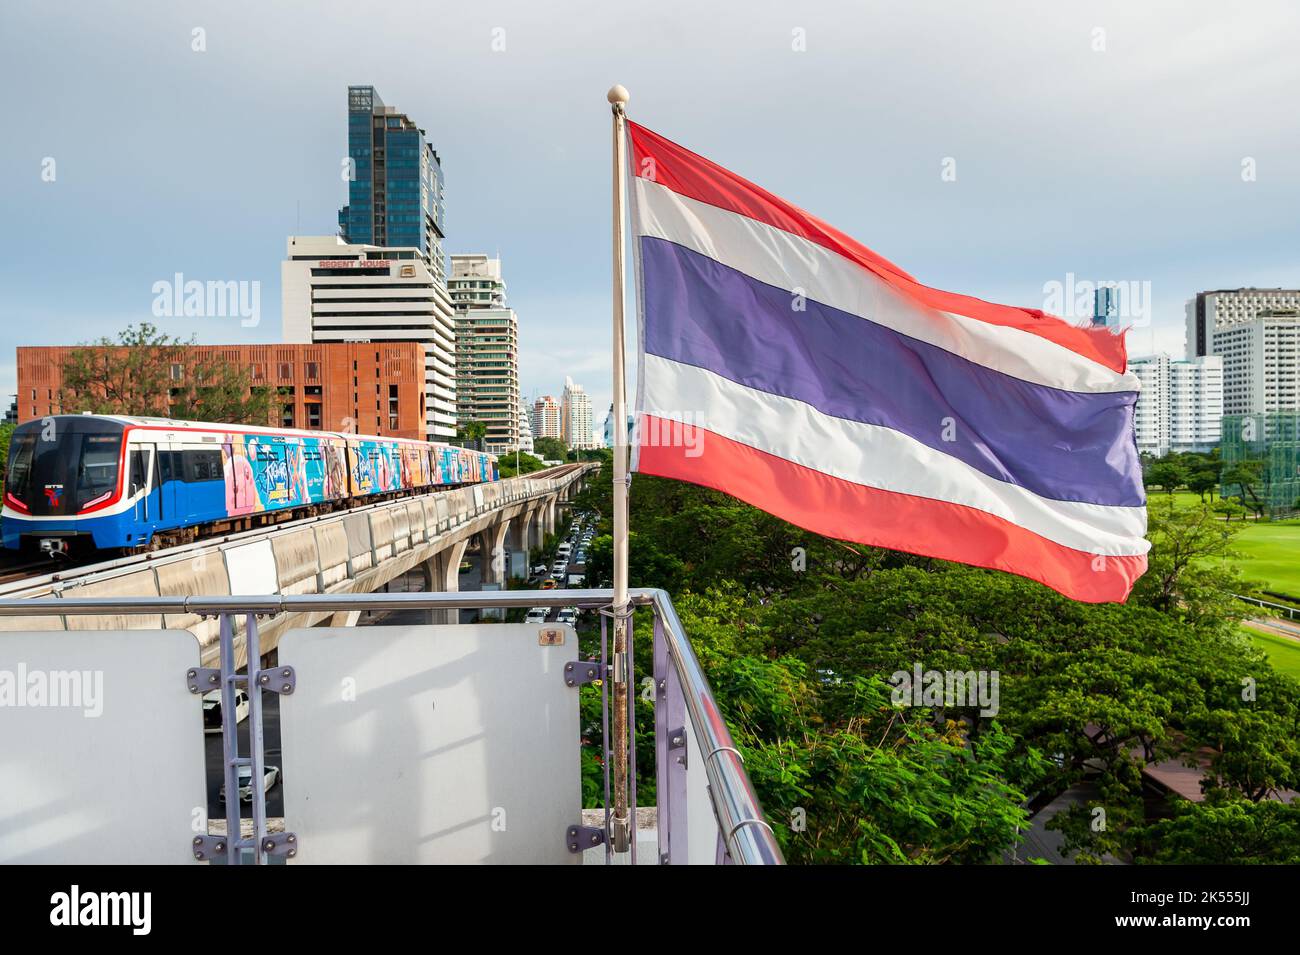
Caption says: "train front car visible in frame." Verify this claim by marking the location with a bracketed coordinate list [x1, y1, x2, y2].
[2, 415, 131, 557]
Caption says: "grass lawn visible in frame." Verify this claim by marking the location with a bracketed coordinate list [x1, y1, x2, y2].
[1229, 523, 1300, 598]
[1240, 624, 1300, 681]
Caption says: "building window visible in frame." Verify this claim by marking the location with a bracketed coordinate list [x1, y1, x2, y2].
[278, 362, 293, 381]
[281, 404, 295, 428]
[170, 364, 183, 381]
[305, 361, 320, 380]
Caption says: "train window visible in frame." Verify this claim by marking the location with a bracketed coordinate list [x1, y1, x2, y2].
[159, 451, 174, 482]
[129, 450, 148, 495]
[183, 449, 224, 482]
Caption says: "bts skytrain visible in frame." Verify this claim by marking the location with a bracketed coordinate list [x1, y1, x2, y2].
[2, 414, 498, 557]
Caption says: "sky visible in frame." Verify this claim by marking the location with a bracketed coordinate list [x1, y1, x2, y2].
[2, 0, 1298, 430]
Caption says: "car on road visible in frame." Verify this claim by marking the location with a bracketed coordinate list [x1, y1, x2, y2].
[540, 579, 558, 590]
[524, 608, 549, 624]
[529, 564, 548, 580]
[556, 608, 578, 626]
[219, 764, 280, 803]
[567, 574, 585, 589]
[202, 689, 249, 734]
[551, 561, 568, 578]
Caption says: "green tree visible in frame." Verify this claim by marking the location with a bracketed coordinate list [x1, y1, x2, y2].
[1135, 796, 1300, 864]
[534, 436, 568, 461]
[59, 323, 275, 424]
[496, 452, 548, 478]
[1146, 460, 1187, 495]
[1221, 459, 1266, 520]
[1186, 466, 1219, 502]
[0, 422, 13, 480]
[456, 421, 488, 447]
[1131, 497, 1248, 627]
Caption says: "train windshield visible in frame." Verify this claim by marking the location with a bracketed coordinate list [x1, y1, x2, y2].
[5, 418, 125, 515]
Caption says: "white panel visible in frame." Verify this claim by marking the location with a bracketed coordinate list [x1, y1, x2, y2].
[0, 630, 208, 863]
[279, 624, 582, 864]
[685, 718, 720, 864]
[224, 540, 278, 595]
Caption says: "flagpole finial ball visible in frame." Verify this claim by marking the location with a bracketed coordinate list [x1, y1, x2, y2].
[607, 85, 630, 107]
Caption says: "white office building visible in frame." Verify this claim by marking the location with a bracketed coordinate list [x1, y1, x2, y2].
[281, 235, 457, 440]
[1209, 314, 1300, 421]
[1186, 288, 1300, 359]
[562, 377, 595, 450]
[1127, 354, 1224, 457]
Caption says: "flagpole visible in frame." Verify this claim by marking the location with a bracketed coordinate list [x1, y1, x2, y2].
[607, 82, 632, 854]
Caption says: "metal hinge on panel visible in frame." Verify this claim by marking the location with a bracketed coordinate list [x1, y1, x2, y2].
[254, 665, 296, 695]
[669, 726, 688, 769]
[261, 832, 300, 859]
[564, 660, 602, 688]
[191, 834, 227, 861]
[567, 824, 605, 854]
[185, 668, 221, 694]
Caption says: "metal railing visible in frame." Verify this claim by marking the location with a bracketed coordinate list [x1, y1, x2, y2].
[1234, 593, 1300, 620]
[0, 587, 783, 865]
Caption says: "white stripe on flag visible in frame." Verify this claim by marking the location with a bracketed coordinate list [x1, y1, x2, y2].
[640, 353, 1149, 557]
[634, 176, 1139, 396]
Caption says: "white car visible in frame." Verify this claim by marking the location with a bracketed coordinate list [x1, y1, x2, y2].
[524, 608, 549, 624]
[552, 561, 568, 578]
[219, 764, 280, 803]
[202, 689, 249, 734]
[556, 607, 578, 626]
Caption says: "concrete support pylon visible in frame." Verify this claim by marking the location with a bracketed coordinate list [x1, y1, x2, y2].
[425, 537, 469, 625]
[508, 510, 533, 579]
[478, 519, 511, 587]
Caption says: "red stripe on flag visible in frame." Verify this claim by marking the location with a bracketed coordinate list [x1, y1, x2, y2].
[628, 122, 1128, 374]
[635, 415, 1146, 603]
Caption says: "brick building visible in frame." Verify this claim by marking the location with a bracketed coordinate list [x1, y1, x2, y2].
[16, 342, 428, 439]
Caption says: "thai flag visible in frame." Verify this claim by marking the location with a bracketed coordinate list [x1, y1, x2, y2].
[627, 122, 1148, 603]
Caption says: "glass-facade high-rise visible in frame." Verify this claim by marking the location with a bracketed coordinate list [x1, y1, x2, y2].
[339, 86, 447, 281]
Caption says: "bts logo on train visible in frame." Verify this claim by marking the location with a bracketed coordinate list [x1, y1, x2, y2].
[2, 415, 497, 558]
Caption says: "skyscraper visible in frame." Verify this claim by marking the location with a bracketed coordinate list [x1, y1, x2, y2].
[561, 377, 594, 450]
[1093, 287, 1118, 329]
[532, 395, 561, 440]
[339, 86, 448, 284]
[449, 254, 520, 453]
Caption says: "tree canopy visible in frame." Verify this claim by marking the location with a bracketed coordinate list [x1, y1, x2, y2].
[58, 323, 275, 424]
[575, 466, 1300, 864]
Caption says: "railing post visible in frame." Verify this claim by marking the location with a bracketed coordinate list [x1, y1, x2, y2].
[246, 612, 268, 865]
[217, 612, 242, 865]
[653, 610, 687, 864]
